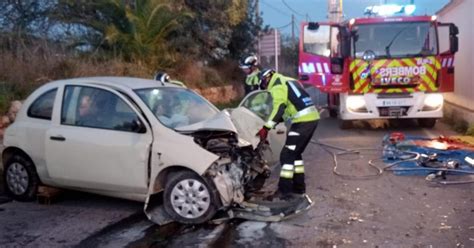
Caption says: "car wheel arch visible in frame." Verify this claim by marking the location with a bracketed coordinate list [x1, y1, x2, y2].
[2, 147, 34, 171]
[154, 166, 200, 193]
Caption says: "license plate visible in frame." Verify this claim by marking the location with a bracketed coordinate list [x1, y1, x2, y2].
[377, 99, 411, 107]
[388, 107, 403, 116]
[379, 107, 408, 117]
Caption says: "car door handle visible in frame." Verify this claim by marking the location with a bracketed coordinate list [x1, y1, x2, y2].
[276, 130, 285, 134]
[50, 135, 66, 141]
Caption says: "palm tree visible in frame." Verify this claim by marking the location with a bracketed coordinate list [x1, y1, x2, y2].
[105, 0, 190, 69]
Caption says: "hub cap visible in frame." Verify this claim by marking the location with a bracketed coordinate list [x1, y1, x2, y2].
[6, 162, 29, 195]
[170, 179, 211, 219]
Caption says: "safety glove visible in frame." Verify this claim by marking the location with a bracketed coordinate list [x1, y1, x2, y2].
[256, 126, 270, 142]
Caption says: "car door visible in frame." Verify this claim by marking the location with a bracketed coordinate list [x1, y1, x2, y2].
[45, 84, 152, 194]
[230, 90, 286, 165]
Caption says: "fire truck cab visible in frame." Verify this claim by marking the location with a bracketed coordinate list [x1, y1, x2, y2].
[299, 10, 459, 128]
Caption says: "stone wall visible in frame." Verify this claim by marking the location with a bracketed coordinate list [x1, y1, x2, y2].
[0, 101, 22, 138]
[193, 84, 244, 104]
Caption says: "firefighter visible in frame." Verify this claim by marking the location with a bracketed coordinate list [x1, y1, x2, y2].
[239, 54, 260, 95]
[154, 71, 186, 88]
[154, 71, 171, 83]
[256, 69, 320, 200]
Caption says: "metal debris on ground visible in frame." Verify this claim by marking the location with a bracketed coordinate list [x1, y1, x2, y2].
[379, 133, 474, 184]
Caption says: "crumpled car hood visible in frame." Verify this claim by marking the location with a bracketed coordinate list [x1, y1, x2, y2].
[175, 110, 238, 133]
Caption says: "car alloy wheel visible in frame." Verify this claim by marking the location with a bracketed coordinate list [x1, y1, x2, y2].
[3, 154, 40, 201]
[170, 179, 211, 219]
[163, 170, 219, 224]
[6, 162, 29, 195]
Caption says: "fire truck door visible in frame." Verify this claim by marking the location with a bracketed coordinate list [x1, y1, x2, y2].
[299, 22, 348, 93]
[437, 23, 457, 92]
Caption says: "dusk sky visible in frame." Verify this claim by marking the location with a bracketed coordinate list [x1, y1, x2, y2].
[260, 0, 450, 36]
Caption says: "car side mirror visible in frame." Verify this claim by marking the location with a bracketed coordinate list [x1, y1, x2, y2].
[450, 36, 458, 54]
[449, 23, 459, 36]
[132, 119, 147, 133]
[330, 57, 344, 74]
[449, 24, 459, 54]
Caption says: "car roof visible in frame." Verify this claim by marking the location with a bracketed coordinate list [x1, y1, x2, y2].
[48, 76, 180, 90]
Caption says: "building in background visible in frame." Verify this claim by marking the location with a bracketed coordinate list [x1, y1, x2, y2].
[258, 29, 281, 71]
[437, 0, 474, 123]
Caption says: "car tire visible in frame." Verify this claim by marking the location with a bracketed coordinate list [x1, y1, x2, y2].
[163, 170, 219, 224]
[3, 154, 40, 202]
[418, 118, 437, 129]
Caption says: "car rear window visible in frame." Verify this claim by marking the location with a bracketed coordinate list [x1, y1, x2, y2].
[27, 88, 57, 120]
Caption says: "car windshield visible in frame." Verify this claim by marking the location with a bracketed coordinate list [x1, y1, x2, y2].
[135, 87, 218, 129]
[352, 22, 437, 59]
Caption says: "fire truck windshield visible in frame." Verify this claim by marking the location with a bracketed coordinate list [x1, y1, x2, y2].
[352, 22, 437, 59]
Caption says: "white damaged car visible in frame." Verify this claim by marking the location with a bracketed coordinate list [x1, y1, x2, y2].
[2, 77, 287, 224]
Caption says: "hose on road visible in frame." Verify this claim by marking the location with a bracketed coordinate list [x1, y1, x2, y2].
[312, 139, 474, 185]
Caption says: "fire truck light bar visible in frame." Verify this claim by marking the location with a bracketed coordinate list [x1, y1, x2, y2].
[364, 4, 416, 17]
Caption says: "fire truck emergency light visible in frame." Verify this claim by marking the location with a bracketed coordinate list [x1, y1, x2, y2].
[364, 4, 416, 16]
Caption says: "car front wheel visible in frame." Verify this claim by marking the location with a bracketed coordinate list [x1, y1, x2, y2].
[163, 171, 219, 224]
[4, 154, 39, 201]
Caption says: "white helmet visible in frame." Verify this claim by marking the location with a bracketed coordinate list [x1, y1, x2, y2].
[154, 72, 170, 83]
[239, 54, 258, 69]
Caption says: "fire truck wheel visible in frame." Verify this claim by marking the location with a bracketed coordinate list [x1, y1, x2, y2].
[418, 118, 437, 129]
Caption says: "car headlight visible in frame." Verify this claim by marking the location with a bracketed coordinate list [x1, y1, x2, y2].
[346, 95, 366, 111]
[423, 94, 443, 109]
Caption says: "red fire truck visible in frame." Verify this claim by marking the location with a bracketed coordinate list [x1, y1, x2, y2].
[298, 9, 459, 128]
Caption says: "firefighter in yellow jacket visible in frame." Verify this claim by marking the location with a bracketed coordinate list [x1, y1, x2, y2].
[239, 54, 260, 95]
[256, 69, 320, 200]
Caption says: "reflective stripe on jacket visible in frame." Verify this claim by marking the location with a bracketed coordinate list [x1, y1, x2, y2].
[264, 73, 320, 129]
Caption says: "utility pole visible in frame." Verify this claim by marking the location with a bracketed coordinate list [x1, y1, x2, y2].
[256, 0, 261, 61]
[274, 28, 279, 72]
[328, 0, 343, 22]
[291, 14, 295, 45]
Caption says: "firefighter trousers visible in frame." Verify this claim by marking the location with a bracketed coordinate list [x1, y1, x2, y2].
[278, 120, 318, 194]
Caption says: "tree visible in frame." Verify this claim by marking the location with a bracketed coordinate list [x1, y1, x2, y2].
[104, 0, 190, 69]
[53, 0, 189, 69]
[228, 0, 263, 59]
[180, 0, 248, 61]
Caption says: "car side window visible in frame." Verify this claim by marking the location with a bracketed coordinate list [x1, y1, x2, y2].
[61, 86, 144, 133]
[241, 91, 273, 120]
[27, 88, 57, 120]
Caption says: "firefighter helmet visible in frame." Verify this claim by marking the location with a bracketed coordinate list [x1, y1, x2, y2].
[258, 68, 275, 90]
[239, 54, 258, 69]
[154, 72, 170, 83]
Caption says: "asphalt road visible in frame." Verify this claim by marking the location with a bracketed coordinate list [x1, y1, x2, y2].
[1, 118, 473, 248]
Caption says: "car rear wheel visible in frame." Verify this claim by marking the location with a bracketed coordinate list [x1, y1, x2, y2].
[163, 171, 219, 224]
[418, 118, 437, 129]
[4, 154, 39, 201]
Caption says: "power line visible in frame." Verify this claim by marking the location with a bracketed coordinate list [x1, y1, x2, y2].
[276, 22, 292, 29]
[260, 0, 291, 17]
[281, 0, 305, 17]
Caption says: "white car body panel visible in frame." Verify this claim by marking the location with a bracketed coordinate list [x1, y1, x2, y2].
[229, 107, 286, 165]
